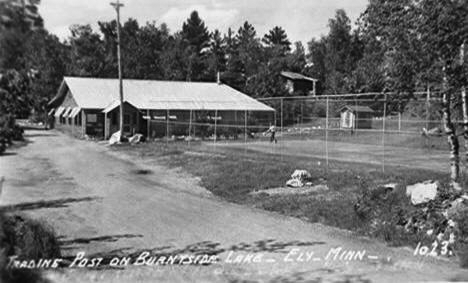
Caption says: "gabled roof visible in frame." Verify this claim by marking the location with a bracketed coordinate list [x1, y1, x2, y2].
[50, 77, 275, 112]
[102, 100, 138, 113]
[280, 71, 317, 82]
[339, 105, 375, 113]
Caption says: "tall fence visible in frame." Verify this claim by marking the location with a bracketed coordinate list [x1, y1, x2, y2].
[150, 91, 462, 173]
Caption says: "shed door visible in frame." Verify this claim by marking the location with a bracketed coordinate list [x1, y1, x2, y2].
[342, 111, 353, 128]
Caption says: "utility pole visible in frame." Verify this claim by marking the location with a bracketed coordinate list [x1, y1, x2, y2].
[110, 0, 124, 140]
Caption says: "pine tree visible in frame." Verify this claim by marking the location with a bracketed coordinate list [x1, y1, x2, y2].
[263, 26, 291, 53]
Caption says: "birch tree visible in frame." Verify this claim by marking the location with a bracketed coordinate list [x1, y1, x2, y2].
[461, 43, 468, 173]
[418, 0, 468, 188]
[442, 69, 460, 186]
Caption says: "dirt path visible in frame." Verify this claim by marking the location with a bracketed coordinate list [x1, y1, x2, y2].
[1, 130, 467, 282]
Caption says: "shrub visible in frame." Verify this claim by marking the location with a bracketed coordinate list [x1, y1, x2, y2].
[0, 212, 61, 283]
[353, 182, 419, 245]
[0, 115, 24, 155]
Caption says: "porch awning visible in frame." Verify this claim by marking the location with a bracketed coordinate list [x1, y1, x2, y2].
[62, 107, 73, 118]
[69, 107, 81, 118]
[54, 106, 65, 117]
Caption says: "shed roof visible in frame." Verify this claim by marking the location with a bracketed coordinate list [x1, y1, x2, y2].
[339, 105, 375, 113]
[50, 77, 274, 112]
[280, 71, 317, 82]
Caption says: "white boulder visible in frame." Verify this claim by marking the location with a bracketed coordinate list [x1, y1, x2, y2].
[406, 180, 439, 205]
[109, 131, 122, 145]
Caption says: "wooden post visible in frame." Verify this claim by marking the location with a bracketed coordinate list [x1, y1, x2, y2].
[110, 0, 125, 141]
[274, 111, 277, 127]
[214, 109, 218, 145]
[280, 98, 283, 141]
[426, 86, 430, 130]
[354, 96, 358, 133]
[325, 96, 329, 168]
[189, 109, 193, 145]
[193, 111, 196, 137]
[382, 94, 387, 173]
[244, 110, 247, 144]
[166, 109, 169, 145]
[146, 109, 150, 140]
[398, 112, 401, 133]
[300, 100, 304, 135]
[71, 111, 74, 136]
[104, 112, 107, 139]
[81, 110, 86, 138]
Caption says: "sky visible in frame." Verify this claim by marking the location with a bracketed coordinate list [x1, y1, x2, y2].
[39, 0, 369, 45]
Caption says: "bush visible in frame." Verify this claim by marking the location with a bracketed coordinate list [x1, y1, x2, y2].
[353, 182, 419, 245]
[0, 212, 61, 283]
[0, 115, 24, 155]
[0, 139, 5, 155]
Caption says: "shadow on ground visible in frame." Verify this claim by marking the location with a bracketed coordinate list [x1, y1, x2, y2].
[229, 239, 326, 254]
[25, 133, 57, 138]
[59, 234, 144, 247]
[0, 196, 101, 212]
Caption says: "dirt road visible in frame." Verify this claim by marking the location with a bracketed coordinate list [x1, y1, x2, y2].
[1, 130, 466, 282]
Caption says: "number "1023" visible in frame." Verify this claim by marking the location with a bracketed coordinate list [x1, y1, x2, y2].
[414, 241, 452, 257]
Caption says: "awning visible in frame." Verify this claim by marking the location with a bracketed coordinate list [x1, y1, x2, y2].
[69, 107, 81, 118]
[54, 106, 65, 117]
[48, 108, 55, 116]
[62, 107, 73, 118]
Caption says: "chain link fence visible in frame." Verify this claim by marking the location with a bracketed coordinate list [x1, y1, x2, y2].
[148, 91, 463, 173]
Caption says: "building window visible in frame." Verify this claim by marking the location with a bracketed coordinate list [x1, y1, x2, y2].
[124, 114, 130, 124]
[87, 114, 97, 123]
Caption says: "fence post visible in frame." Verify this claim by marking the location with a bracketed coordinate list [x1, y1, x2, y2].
[300, 100, 303, 135]
[274, 110, 277, 128]
[166, 109, 169, 145]
[326, 95, 329, 168]
[382, 94, 387, 173]
[398, 112, 401, 133]
[354, 96, 358, 134]
[244, 110, 247, 144]
[214, 109, 218, 145]
[188, 109, 192, 146]
[147, 109, 150, 140]
[280, 98, 283, 141]
[426, 86, 430, 130]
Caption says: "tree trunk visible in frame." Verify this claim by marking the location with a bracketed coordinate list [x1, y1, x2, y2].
[461, 43, 468, 170]
[442, 70, 461, 186]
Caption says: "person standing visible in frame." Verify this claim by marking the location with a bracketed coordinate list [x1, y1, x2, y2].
[265, 124, 277, 143]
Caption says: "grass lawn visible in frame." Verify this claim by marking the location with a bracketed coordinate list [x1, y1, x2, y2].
[281, 128, 453, 151]
[110, 140, 464, 249]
